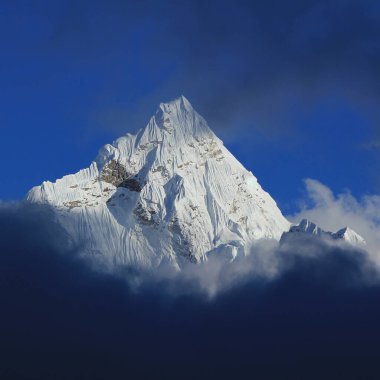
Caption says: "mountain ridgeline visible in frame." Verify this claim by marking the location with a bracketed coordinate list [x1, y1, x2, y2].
[26, 96, 364, 270]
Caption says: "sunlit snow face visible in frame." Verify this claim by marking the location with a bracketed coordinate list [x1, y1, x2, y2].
[25, 97, 291, 270]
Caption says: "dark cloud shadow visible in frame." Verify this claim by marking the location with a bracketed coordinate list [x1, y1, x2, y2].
[2, 203, 380, 379]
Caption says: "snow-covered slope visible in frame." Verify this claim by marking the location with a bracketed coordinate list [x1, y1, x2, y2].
[281, 219, 366, 247]
[333, 226, 366, 246]
[27, 96, 291, 270]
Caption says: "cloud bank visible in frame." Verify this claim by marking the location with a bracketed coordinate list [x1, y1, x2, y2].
[1, 177, 380, 300]
[1, 180, 380, 378]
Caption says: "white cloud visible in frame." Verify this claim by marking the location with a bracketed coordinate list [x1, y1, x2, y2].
[120, 239, 283, 298]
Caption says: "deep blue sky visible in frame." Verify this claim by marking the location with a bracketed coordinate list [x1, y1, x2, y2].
[1, 0, 380, 213]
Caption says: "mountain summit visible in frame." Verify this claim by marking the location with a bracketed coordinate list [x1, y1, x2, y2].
[281, 219, 366, 247]
[27, 96, 291, 269]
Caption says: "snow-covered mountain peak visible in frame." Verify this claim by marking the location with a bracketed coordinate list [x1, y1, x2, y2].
[158, 95, 193, 114]
[295, 219, 324, 235]
[27, 96, 291, 269]
[281, 219, 366, 247]
[153, 95, 214, 140]
[94, 95, 221, 183]
[334, 227, 366, 246]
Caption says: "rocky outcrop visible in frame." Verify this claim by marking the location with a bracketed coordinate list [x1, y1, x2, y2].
[100, 160, 142, 192]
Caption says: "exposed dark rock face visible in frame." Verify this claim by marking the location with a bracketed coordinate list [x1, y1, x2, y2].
[63, 200, 82, 209]
[100, 160, 127, 186]
[100, 160, 141, 192]
[119, 178, 142, 192]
